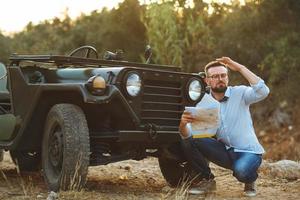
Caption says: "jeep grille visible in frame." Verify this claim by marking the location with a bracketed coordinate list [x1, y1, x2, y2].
[141, 79, 183, 128]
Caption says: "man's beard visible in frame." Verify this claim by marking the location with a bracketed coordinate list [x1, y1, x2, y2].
[211, 86, 227, 93]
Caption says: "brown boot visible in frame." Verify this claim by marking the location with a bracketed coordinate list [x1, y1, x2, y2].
[188, 178, 216, 195]
[244, 182, 256, 197]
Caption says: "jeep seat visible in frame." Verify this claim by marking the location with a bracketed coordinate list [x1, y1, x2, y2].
[0, 63, 10, 102]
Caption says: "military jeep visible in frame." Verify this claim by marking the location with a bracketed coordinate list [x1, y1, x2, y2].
[0, 46, 206, 191]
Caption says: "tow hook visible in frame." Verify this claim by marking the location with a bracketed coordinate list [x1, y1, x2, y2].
[145, 123, 158, 140]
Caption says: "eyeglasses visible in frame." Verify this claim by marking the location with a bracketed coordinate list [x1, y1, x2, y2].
[208, 73, 228, 80]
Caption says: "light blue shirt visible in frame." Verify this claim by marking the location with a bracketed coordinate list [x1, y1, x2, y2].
[215, 78, 270, 154]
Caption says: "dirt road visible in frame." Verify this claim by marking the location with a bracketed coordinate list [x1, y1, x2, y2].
[0, 152, 299, 200]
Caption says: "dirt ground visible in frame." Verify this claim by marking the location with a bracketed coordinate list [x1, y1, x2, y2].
[0, 152, 299, 200]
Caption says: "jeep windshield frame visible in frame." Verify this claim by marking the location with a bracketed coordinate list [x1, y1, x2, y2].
[9, 55, 181, 72]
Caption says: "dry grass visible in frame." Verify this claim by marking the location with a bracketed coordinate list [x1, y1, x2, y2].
[60, 152, 86, 191]
[1, 168, 13, 189]
[161, 173, 202, 200]
[1, 153, 300, 200]
[0, 154, 45, 199]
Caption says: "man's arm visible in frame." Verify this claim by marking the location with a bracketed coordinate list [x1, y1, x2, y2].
[216, 57, 259, 85]
[179, 111, 194, 138]
[216, 57, 270, 104]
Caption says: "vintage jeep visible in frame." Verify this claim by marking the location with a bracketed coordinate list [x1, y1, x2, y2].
[0, 46, 206, 191]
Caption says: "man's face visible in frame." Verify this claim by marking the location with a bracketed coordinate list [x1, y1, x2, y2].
[205, 66, 228, 93]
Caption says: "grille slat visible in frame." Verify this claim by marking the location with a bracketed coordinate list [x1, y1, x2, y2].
[143, 101, 182, 106]
[141, 79, 183, 127]
[143, 93, 181, 103]
[144, 85, 181, 96]
[145, 85, 181, 90]
[141, 117, 181, 121]
[143, 93, 181, 98]
[142, 109, 182, 113]
[142, 109, 182, 119]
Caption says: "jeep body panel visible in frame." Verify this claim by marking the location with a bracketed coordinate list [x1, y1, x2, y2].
[0, 47, 208, 190]
[1, 53, 206, 161]
[0, 114, 16, 140]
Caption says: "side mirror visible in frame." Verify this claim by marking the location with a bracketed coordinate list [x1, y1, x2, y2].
[198, 72, 206, 79]
[145, 45, 152, 64]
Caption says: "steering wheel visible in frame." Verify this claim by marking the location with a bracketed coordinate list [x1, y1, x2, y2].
[68, 46, 99, 59]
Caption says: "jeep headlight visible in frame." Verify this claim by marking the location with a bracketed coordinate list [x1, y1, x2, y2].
[188, 79, 201, 101]
[126, 73, 142, 97]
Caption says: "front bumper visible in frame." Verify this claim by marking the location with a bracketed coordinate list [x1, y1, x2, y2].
[90, 130, 181, 143]
[118, 130, 181, 143]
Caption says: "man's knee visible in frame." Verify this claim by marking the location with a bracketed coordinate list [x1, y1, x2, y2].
[181, 137, 200, 155]
[233, 163, 258, 183]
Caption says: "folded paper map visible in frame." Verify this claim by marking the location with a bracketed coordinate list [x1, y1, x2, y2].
[185, 107, 219, 130]
[185, 94, 220, 138]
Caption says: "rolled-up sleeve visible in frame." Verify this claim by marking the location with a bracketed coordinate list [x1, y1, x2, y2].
[244, 78, 270, 105]
[180, 124, 192, 139]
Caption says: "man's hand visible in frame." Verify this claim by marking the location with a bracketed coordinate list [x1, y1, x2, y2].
[216, 56, 260, 85]
[179, 111, 195, 138]
[216, 57, 244, 72]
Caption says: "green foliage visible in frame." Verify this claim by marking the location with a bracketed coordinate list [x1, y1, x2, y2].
[260, 32, 300, 102]
[72, 0, 146, 61]
[182, 2, 214, 72]
[144, 2, 183, 66]
[0, 33, 11, 64]
[8, 0, 146, 62]
[143, 1, 215, 71]
[11, 17, 73, 55]
[0, 0, 299, 111]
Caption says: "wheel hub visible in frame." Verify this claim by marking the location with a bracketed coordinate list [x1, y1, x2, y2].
[49, 130, 63, 169]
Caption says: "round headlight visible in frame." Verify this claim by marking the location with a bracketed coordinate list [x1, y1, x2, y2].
[126, 73, 142, 97]
[188, 79, 202, 101]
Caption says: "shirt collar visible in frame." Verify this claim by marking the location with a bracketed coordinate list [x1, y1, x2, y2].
[219, 87, 230, 102]
[209, 87, 231, 102]
[224, 87, 231, 98]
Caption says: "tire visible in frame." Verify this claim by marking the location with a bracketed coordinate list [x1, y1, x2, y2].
[10, 150, 41, 172]
[42, 104, 90, 191]
[158, 156, 200, 187]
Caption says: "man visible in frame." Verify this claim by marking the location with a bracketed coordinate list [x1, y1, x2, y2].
[179, 57, 270, 197]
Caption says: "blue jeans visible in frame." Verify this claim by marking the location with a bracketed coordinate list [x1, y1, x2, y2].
[181, 137, 262, 183]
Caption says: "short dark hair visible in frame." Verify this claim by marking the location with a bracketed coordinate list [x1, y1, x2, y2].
[204, 61, 227, 76]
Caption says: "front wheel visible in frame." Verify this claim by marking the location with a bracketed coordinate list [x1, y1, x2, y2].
[42, 104, 90, 191]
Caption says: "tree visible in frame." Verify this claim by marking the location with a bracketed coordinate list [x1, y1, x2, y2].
[143, 2, 183, 66]
[0, 32, 11, 64]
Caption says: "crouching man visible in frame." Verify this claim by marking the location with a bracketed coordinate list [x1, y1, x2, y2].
[179, 57, 270, 197]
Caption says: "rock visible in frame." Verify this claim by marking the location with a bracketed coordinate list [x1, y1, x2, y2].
[47, 191, 58, 200]
[162, 185, 174, 193]
[146, 177, 156, 184]
[124, 164, 132, 171]
[260, 160, 300, 180]
[119, 174, 128, 180]
[269, 108, 292, 128]
[259, 130, 266, 137]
